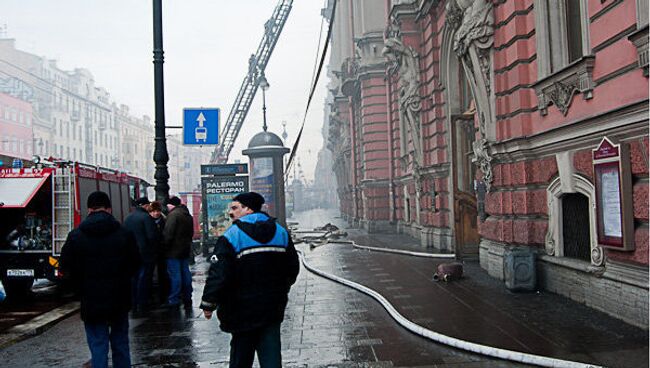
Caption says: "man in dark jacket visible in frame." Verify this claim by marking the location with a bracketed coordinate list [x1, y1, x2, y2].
[123, 196, 158, 311]
[163, 196, 194, 307]
[201, 192, 299, 368]
[60, 191, 140, 368]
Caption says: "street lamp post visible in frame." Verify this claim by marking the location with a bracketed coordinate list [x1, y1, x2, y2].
[152, 0, 170, 203]
[259, 73, 270, 132]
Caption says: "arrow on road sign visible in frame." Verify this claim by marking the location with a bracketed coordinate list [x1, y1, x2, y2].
[197, 112, 206, 127]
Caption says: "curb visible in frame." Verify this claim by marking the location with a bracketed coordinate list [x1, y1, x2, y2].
[0, 301, 80, 350]
[329, 239, 456, 258]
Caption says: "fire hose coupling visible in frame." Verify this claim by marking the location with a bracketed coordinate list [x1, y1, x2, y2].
[432, 262, 463, 282]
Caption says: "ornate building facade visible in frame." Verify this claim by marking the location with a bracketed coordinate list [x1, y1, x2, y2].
[325, 0, 648, 327]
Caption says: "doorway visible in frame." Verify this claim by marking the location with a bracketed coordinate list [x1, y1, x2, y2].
[452, 116, 480, 257]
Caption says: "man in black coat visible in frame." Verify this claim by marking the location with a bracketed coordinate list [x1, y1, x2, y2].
[200, 192, 299, 368]
[163, 196, 194, 307]
[123, 197, 158, 311]
[60, 191, 140, 368]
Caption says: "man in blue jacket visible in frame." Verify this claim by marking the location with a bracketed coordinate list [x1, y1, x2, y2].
[200, 192, 299, 368]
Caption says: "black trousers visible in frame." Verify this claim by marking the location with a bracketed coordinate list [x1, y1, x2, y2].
[229, 322, 282, 368]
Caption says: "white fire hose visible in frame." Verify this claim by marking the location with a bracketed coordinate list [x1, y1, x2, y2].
[295, 242, 602, 368]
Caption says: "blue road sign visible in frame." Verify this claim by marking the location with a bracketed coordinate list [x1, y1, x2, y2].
[183, 108, 220, 145]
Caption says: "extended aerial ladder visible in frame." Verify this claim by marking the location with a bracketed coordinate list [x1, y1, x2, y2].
[210, 0, 293, 164]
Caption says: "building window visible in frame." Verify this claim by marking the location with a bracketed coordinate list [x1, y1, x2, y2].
[561, 193, 591, 261]
[533, 0, 594, 115]
[565, 0, 583, 64]
[535, 0, 590, 77]
[545, 174, 603, 266]
[629, 0, 649, 77]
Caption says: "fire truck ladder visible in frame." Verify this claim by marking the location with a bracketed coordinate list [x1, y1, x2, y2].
[210, 0, 293, 164]
[52, 167, 74, 256]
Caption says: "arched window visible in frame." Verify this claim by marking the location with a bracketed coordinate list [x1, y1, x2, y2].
[561, 193, 591, 261]
[546, 174, 603, 266]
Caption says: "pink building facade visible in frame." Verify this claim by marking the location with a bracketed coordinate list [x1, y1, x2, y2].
[325, 0, 648, 328]
[0, 92, 34, 161]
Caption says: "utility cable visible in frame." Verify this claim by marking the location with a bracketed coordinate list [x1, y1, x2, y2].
[308, 1, 327, 89]
[285, 0, 336, 178]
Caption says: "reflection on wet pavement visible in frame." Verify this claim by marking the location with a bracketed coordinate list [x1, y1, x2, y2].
[8, 209, 644, 367]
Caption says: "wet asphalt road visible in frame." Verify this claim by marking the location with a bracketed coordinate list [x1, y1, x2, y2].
[0, 209, 531, 367]
[0, 280, 73, 333]
[0, 255, 520, 367]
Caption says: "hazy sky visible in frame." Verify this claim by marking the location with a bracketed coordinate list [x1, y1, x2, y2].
[1, 0, 329, 181]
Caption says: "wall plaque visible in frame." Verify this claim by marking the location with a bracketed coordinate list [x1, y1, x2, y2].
[592, 137, 634, 250]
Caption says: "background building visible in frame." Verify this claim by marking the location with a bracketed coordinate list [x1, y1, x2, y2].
[325, 0, 648, 328]
[0, 91, 33, 161]
[0, 38, 211, 193]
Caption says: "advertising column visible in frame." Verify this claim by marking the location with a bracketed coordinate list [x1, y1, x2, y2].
[250, 157, 275, 215]
[200, 164, 249, 246]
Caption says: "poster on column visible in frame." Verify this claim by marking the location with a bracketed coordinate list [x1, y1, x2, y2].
[201, 176, 249, 241]
[251, 157, 275, 216]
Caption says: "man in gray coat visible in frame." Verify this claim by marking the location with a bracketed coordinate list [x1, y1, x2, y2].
[123, 197, 158, 312]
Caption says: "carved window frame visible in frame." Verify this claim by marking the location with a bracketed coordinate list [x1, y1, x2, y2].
[546, 174, 605, 267]
[628, 0, 649, 77]
[533, 0, 594, 116]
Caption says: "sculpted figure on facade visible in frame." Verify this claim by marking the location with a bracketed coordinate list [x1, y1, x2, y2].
[382, 37, 424, 174]
[472, 136, 493, 191]
[446, 0, 495, 191]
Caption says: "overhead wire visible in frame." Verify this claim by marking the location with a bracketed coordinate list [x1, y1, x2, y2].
[308, 2, 326, 89]
[0, 59, 116, 112]
[284, 0, 336, 179]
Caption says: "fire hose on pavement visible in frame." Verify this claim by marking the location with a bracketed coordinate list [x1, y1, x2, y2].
[292, 228, 602, 368]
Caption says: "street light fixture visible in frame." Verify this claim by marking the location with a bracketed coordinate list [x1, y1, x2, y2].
[259, 73, 270, 132]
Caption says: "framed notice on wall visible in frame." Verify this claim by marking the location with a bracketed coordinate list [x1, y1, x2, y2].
[592, 137, 634, 250]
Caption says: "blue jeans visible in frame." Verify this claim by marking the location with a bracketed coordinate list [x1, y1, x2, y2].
[166, 258, 192, 305]
[84, 314, 131, 368]
[229, 322, 282, 368]
[134, 261, 156, 308]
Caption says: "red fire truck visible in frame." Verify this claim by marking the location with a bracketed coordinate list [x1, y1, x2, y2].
[0, 158, 149, 297]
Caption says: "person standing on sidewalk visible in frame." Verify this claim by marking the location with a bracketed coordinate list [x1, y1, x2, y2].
[201, 192, 299, 368]
[163, 195, 194, 308]
[123, 197, 158, 313]
[148, 200, 169, 305]
[60, 191, 140, 368]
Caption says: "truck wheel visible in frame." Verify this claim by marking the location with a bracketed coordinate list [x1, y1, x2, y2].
[1, 277, 34, 299]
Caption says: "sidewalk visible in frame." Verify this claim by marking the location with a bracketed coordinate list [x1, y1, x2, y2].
[292, 209, 648, 368]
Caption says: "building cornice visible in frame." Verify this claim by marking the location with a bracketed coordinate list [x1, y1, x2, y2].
[359, 178, 390, 188]
[390, 1, 419, 21]
[415, 0, 438, 21]
[491, 100, 649, 162]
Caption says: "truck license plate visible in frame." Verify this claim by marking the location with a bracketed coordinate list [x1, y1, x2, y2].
[6, 269, 34, 277]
